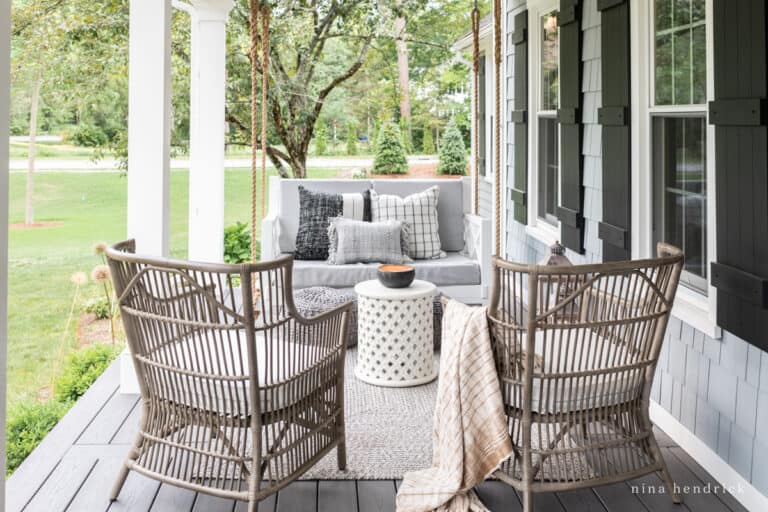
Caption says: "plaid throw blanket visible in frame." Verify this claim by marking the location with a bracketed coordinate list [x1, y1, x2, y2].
[396, 300, 513, 512]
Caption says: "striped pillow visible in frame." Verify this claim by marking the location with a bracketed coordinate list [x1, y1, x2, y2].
[370, 186, 443, 260]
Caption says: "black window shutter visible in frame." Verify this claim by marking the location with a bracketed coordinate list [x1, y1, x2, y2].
[710, 0, 768, 350]
[597, 0, 631, 261]
[557, 0, 585, 253]
[479, 55, 487, 176]
[511, 10, 528, 224]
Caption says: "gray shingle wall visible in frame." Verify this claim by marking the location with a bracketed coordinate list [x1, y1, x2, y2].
[487, 0, 768, 498]
[478, 180, 492, 219]
[656, 322, 768, 495]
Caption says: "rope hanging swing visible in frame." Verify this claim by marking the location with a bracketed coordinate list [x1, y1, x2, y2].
[249, 0, 270, 264]
[471, 0, 480, 216]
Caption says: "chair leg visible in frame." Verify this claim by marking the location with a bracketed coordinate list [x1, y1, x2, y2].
[659, 462, 682, 504]
[648, 435, 682, 504]
[521, 489, 534, 512]
[110, 463, 131, 501]
[337, 412, 347, 471]
[247, 499, 258, 512]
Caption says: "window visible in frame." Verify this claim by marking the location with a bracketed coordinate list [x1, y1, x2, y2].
[651, 0, 708, 294]
[652, 116, 707, 291]
[536, 10, 559, 226]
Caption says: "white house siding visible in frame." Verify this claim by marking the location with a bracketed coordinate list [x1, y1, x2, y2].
[478, 180, 493, 220]
[486, 0, 768, 500]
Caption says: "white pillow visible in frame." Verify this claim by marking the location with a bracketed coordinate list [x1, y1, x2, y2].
[370, 186, 443, 260]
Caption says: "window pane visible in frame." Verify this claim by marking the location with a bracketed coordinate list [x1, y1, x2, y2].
[654, 0, 706, 106]
[673, 0, 690, 26]
[541, 12, 559, 111]
[655, 33, 673, 105]
[538, 117, 559, 224]
[673, 28, 692, 104]
[656, 0, 672, 31]
[691, 0, 706, 22]
[653, 116, 708, 292]
[692, 24, 706, 103]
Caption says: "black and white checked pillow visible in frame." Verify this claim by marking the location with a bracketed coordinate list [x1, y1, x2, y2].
[370, 186, 442, 260]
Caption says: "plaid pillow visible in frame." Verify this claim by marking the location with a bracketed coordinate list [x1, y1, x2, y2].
[370, 186, 442, 259]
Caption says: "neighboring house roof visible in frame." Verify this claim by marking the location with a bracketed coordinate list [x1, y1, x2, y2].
[453, 14, 492, 51]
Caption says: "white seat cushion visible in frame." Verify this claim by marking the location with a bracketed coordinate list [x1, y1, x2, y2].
[506, 329, 644, 414]
[149, 331, 309, 415]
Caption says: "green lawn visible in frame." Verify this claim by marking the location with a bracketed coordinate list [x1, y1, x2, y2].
[9, 141, 99, 160]
[7, 168, 338, 407]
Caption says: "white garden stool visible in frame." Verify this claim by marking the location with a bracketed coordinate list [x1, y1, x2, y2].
[353, 279, 438, 387]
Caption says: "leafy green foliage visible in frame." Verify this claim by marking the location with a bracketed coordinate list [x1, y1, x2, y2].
[372, 121, 408, 175]
[346, 124, 358, 156]
[315, 121, 328, 156]
[6, 401, 69, 474]
[54, 344, 119, 404]
[83, 297, 111, 320]
[422, 126, 435, 154]
[224, 222, 253, 264]
[437, 118, 467, 175]
[68, 124, 109, 148]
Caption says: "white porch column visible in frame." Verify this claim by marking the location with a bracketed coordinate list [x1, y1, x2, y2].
[0, 0, 11, 496]
[187, 0, 233, 262]
[127, 0, 172, 256]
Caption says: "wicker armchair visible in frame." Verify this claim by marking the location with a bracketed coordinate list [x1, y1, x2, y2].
[487, 243, 684, 511]
[106, 240, 351, 511]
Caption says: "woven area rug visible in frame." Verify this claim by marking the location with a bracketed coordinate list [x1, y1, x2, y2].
[300, 349, 439, 480]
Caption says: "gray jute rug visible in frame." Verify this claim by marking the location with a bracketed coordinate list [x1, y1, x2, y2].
[300, 349, 439, 480]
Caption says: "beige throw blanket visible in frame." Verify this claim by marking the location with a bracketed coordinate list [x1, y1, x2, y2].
[396, 300, 513, 512]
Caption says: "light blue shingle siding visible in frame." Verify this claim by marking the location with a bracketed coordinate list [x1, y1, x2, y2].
[486, 0, 768, 494]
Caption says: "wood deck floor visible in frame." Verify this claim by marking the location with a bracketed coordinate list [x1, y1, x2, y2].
[7, 361, 749, 512]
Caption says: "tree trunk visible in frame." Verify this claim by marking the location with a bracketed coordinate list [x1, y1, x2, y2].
[395, 14, 411, 126]
[25, 73, 42, 226]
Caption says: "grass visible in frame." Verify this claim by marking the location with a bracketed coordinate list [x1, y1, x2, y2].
[7, 167, 338, 408]
[9, 141, 98, 160]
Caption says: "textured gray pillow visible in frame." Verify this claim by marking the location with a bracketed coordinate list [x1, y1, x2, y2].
[327, 217, 412, 265]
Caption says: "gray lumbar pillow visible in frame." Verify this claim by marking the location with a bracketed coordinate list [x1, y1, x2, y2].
[327, 217, 412, 265]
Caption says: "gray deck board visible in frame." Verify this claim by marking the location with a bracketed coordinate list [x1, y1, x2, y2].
[6, 359, 752, 512]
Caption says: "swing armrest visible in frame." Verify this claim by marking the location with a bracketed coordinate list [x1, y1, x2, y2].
[261, 214, 281, 261]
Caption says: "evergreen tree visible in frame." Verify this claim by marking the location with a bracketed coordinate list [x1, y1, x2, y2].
[372, 121, 408, 175]
[422, 125, 435, 154]
[346, 124, 358, 156]
[315, 121, 327, 156]
[437, 118, 467, 175]
[399, 116, 413, 154]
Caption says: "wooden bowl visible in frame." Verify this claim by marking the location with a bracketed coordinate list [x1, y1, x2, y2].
[377, 264, 416, 288]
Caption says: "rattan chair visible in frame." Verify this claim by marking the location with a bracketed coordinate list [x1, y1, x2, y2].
[487, 243, 684, 511]
[106, 240, 351, 511]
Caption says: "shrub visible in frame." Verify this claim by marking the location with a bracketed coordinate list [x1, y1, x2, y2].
[83, 296, 111, 319]
[372, 122, 408, 175]
[315, 121, 328, 156]
[68, 124, 109, 147]
[224, 222, 253, 264]
[437, 118, 468, 176]
[54, 344, 119, 403]
[6, 401, 69, 474]
[345, 124, 357, 156]
[422, 126, 435, 154]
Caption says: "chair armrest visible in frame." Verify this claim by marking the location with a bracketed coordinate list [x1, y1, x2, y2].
[464, 214, 492, 299]
[260, 215, 281, 261]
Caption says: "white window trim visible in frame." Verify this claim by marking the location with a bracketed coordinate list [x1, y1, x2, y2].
[479, 38, 495, 185]
[630, 0, 721, 339]
[527, 0, 561, 247]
